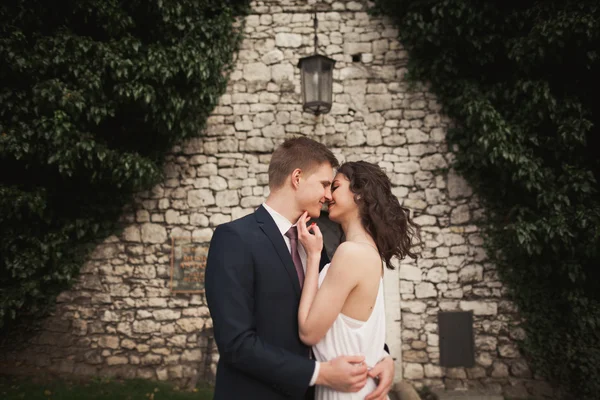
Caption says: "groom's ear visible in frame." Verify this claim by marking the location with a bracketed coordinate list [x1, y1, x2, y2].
[291, 168, 302, 189]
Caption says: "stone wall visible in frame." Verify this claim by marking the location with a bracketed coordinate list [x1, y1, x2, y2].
[0, 0, 551, 397]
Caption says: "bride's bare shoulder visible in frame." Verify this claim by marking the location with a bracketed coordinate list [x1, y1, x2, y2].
[330, 241, 380, 271]
[334, 241, 372, 255]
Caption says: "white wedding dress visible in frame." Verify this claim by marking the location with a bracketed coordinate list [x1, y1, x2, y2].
[312, 263, 387, 400]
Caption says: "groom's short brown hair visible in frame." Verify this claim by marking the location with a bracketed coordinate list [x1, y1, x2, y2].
[268, 137, 339, 190]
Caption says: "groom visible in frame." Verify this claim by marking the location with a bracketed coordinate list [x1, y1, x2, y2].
[205, 137, 394, 400]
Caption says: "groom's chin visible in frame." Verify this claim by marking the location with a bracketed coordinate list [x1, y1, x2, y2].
[308, 209, 322, 219]
[308, 211, 321, 219]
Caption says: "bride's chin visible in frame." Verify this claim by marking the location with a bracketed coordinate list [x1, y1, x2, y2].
[328, 211, 339, 223]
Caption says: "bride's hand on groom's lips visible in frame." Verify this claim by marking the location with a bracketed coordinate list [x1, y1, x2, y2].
[297, 211, 323, 257]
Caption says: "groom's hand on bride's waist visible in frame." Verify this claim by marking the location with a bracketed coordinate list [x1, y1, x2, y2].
[315, 355, 368, 393]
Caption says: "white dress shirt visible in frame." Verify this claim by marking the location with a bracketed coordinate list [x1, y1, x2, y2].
[262, 203, 319, 386]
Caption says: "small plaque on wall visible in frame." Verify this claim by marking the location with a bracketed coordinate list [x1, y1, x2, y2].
[170, 237, 208, 293]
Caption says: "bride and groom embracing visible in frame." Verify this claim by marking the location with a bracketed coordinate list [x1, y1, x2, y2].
[205, 137, 420, 400]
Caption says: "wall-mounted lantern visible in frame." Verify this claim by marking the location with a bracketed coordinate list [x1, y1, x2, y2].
[297, 13, 336, 115]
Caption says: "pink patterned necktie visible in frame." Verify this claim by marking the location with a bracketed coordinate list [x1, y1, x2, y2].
[285, 226, 305, 288]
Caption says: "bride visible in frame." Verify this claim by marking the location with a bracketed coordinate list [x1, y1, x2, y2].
[296, 161, 420, 400]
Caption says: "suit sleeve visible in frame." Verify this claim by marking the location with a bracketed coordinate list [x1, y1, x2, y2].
[205, 224, 316, 396]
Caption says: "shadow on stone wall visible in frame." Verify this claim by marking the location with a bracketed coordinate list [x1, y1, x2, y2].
[195, 328, 218, 387]
[0, 322, 219, 390]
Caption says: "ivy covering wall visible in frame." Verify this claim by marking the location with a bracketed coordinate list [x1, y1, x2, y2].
[0, 0, 249, 329]
[371, 1, 599, 398]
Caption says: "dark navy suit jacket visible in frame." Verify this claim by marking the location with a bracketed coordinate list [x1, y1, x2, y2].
[205, 205, 330, 399]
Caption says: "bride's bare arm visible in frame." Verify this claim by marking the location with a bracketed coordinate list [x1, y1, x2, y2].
[297, 242, 364, 346]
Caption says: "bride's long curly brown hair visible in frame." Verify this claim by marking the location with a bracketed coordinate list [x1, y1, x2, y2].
[337, 161, 421, 269]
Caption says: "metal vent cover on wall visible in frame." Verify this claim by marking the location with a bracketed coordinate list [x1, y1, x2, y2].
[438, 311, 475, 368]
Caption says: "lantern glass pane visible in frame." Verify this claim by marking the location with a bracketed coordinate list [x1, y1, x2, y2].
[302, 58, 320, 104]
[319, 59, 334, 104]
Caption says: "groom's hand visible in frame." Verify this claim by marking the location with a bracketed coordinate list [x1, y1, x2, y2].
[316, 355, 368, 392]
[364, 355, 394, 400]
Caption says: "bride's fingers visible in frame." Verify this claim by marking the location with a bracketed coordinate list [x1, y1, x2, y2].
[312, 223, 323, 239]
[307, 223, 322, 238]
[299, 213, 308, 231]
[298, 220, 308, 236]
[300, 220, 313, 238]
[304, 213, 313, 229]
[298, 211, 306, 225]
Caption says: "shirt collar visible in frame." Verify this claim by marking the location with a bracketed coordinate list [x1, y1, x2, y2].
[262, 203, 294, 237]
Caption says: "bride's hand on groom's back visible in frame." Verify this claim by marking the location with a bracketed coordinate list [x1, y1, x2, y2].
[297, 211, 323, 259]
[316, 354, 368, 393]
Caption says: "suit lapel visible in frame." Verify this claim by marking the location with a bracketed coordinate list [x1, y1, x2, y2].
[255, 206, 301, 297]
